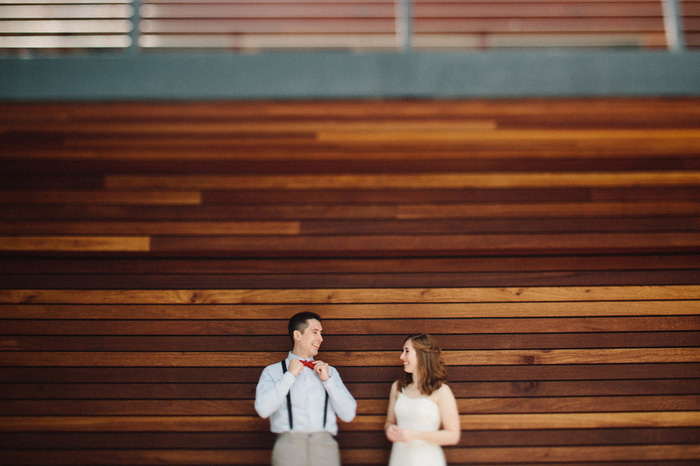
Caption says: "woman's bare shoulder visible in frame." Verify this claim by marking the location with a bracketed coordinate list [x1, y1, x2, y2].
[390, 380, 400, 393]
[435, 382, 455, 400]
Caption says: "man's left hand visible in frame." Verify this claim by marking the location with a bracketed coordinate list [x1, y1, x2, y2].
[312, 360, 330, 381]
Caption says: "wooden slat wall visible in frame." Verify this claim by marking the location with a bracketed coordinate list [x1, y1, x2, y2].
[0, 98, 699, 465]
[412, 0, 670, 49]
[0, 1, 134, 51]
[3, 0, 691, 53]
[137, 0, 398, 50]
[682, 0, 700, 48]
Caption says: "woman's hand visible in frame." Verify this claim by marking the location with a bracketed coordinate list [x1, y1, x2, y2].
[386, 425, 415, 443]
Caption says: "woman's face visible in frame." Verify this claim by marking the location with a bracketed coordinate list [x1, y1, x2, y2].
[400, 339, 418, 374]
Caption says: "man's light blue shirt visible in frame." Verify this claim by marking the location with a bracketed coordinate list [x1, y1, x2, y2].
[255, 351, 357, 435]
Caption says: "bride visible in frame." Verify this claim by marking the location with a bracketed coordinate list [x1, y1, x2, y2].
[384, 334, 461, 466]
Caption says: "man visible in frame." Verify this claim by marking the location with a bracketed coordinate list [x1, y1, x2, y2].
[255, 311, 357, 466]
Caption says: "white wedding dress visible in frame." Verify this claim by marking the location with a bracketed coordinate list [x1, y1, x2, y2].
[388, 392, 446, 466]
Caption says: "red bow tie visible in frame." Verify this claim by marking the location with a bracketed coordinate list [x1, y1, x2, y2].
[300, 360, 315, 369]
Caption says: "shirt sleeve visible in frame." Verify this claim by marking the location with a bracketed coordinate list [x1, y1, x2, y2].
[322, 366, 357, 423]
[254, 364, 296, 419]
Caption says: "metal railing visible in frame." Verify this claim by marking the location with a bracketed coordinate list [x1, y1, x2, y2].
[662, 0, 686, 51]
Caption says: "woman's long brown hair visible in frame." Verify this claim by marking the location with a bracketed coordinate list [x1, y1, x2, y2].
[397, 334, 447, 396]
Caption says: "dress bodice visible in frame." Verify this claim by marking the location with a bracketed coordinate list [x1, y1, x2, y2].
[394, 392, 441, 432]
[388, 391, 446, 466]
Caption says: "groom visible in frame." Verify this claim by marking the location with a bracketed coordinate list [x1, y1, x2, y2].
[255, 311, 357, 466]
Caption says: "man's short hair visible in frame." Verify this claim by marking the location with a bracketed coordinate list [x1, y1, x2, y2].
[288, 311, 322, 344]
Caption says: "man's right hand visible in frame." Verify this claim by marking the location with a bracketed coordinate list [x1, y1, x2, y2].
[287, 359, 304, 377]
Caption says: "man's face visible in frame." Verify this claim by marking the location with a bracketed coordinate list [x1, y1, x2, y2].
[294, 318, 323, 359]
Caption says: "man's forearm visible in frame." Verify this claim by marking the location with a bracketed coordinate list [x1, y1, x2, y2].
[324, 373, 357, 422]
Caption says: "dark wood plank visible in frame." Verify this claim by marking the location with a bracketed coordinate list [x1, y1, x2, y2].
[1, 217, 697, 235]
[2, 379, 699, 400]
[1, 428, 698, 449]
[3, 364, 697, 384]
[2, 316, 699, 335]
[5, 332, 698, 351]
[3, 203, 699, 222]
[2, 269, 698, 288]
[2, 254, 698, 274]
[1, 348, 698, 367]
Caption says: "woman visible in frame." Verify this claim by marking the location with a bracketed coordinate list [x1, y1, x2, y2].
[384, 334, 460, 466]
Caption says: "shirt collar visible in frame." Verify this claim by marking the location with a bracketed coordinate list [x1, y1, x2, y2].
[288, 351, 314, 362]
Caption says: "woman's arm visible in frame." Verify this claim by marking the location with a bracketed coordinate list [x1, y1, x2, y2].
[387, 383, 461, 446]
[384, 381, 399, 439]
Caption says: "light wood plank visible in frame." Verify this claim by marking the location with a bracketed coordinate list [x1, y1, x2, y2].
[317, 128, 700, 143]
[0, 236, 150, 252]
[0, 221, 301, 235]
[348, 412, 700, 431]
[0, 191, 201, 205]
[453, 395, 700, 414]
[149, 232, 700, 254]
[1, 286, 698, 304]
[13, 144, 700, 159]
[2, 98, 697, 120]
[104, 171, 700, 190]
[0, 119, 497, 133]
[442, 445, 700, 464]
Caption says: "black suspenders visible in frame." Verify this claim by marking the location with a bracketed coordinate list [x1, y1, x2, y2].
[280, 360, 329, 430]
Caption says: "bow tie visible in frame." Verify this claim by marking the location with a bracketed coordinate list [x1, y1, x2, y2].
[300, 360, 316, 369]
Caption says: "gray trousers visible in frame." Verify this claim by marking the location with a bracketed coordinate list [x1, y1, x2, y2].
[271, 432, 341, 466]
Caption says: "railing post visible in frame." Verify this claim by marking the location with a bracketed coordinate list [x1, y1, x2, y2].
[396, 0, 412, 52]
[129, 0, 141, 53]
[662, 0, 685, 51]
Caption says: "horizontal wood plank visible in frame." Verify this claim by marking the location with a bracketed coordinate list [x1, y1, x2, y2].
[2, 217, 696, 235]
[3, 379, 698, 399]
[2, 395, 698, 415]
[2, 270, 698, 288]
[0, 221, 300, 235]
[4, 332, 698, 351]
[0, 300, 698, 319]
[2, 445, 700, 465]
[0, 236, 150, 252]
[104, 171, 700, 190]
[2, 316, 698, 335]
[0, 191, 202, 205]
[3, 203, 700, 221]
[1, 286, 698, 304]
[3, 364, 695, 383]
[2, 412, 699, 433]
[1, 348, 699, 367]
[2, 254, 697, 274]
